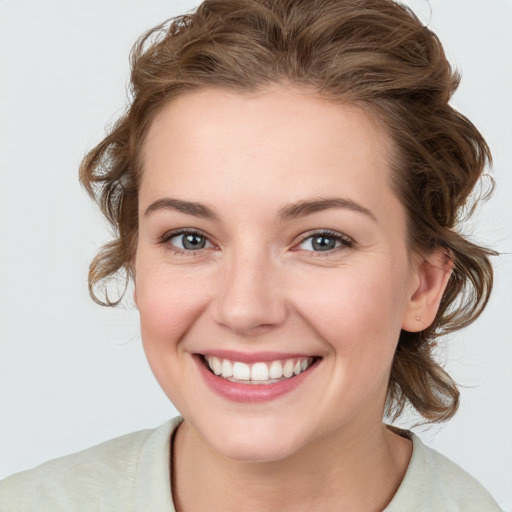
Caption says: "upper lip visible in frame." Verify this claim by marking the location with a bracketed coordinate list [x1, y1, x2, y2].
[197, 350, 320, 363]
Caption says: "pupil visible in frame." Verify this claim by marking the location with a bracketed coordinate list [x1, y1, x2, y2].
[183, 234, 205, 250]
[312, 236, 335, 251]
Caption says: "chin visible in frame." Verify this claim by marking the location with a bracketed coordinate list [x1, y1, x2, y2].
[194, 414, 310, 463]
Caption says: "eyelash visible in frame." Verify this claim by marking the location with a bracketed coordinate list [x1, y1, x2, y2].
[294, 229, 354, 255]
[159, 229, 215, 256]
[159, 229, 355, 256]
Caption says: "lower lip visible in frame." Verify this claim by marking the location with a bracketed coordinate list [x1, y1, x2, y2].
[194, 355, 319, 403]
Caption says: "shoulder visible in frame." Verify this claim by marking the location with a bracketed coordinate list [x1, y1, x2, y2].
[386, 433, 501, 512]
[0, 417, 182, 512]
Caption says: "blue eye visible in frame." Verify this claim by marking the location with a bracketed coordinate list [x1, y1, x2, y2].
[298, 231, 353, 252]
[166, 231, 212, 251]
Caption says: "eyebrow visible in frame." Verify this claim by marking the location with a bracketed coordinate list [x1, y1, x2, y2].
[144, 198, 219, 220]
[278, 197, 377, 223]
[144, 196, 377, 223]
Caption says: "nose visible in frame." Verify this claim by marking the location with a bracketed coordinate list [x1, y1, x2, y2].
[212, 246, 287, 336]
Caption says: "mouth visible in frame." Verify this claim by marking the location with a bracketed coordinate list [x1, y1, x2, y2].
[199, 354, 320, 385]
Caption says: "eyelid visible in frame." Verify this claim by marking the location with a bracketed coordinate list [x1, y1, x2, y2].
[160, 227, 208, 242]
[159, 228, 217, 253]
[157, 228, 354, 255]
[293, 229, 355, 253]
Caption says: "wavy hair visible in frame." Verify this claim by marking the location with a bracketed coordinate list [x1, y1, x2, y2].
[80, 0, 496, 423]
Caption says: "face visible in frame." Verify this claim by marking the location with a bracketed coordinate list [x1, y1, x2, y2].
[135, 86, 422, 462]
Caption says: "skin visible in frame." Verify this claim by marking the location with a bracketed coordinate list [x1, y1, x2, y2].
[134, 86, 452, 511]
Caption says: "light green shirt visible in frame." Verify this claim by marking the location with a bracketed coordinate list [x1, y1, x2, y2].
[0, 417, 500, 511]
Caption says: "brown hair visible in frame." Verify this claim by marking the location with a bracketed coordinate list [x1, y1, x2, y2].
[79, 0, 496, 423]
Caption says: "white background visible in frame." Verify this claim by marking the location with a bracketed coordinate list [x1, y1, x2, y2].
[0, 0, 510, 509]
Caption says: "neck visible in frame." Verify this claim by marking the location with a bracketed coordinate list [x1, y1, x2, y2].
[171, 419, 412, 512]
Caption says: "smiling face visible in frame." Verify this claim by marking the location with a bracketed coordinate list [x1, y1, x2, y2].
[134, 86, 424, 462]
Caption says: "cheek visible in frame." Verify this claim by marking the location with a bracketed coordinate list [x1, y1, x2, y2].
[287, 263, 410, 416]
[289, 263, 408, 356]
[135, 262, 212, 352]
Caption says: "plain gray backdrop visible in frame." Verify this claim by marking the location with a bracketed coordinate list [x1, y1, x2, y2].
[0, 0, 511, 509]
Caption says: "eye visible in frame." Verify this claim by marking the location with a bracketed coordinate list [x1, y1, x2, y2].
[163, 230, 213, 252]
[297, 230, 353, 253]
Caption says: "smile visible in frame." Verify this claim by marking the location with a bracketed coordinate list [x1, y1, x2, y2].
[203, 355, 315, 385]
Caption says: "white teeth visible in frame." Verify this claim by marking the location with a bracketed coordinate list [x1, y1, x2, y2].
[206, 356, 315, 383]
[269, 360, 283, 379]
[251, 362, 269, 381]
[221, 359, 233, 377]
[232, 361, 251, 380]
[208, 356, 222, 375]
[283, 360, 294, 378]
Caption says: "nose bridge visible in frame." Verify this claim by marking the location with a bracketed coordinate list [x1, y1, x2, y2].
[213, 238, 286, 334]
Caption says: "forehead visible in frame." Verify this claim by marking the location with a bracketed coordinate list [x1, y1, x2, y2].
[139, 86, 398, 220]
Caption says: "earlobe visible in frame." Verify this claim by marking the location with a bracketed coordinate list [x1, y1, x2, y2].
[402, 248, 453, 332]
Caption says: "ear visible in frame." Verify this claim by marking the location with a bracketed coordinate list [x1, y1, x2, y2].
[402, 248, 453, 332]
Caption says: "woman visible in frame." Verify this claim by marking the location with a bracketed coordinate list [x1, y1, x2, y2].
[0, 0, 504, 510]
